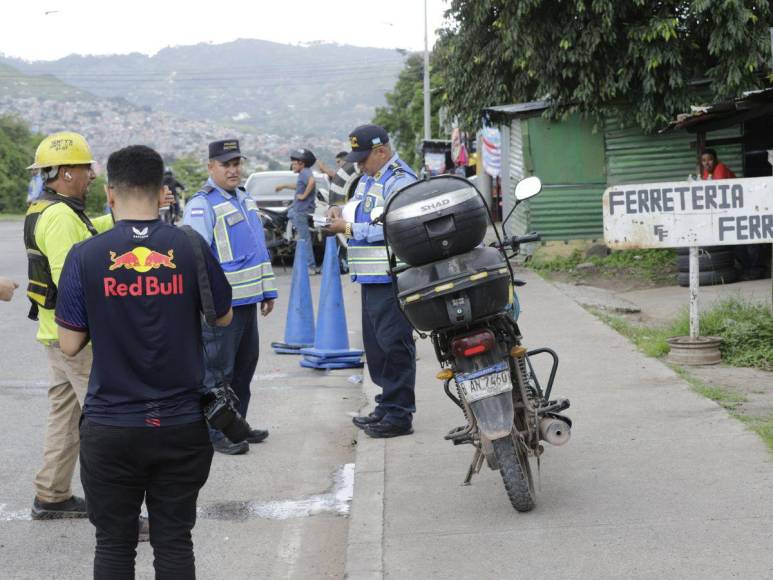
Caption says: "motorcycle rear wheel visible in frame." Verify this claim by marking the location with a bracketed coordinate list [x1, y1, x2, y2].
[492, 435, 536, 512]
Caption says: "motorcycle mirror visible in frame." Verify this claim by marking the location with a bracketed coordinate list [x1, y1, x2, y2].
[515, 176, 542, 202]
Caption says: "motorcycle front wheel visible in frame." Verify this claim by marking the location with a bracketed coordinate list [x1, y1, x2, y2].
[492, 435, 536, 512]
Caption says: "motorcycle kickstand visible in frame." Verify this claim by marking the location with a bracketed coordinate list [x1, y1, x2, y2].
[462, 448, 485, 486]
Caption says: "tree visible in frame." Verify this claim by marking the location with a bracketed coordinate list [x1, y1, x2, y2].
[436, 0, 773, 132]
[170, 156, 209, 199]
[373, 53, 445, 169]
[0, 116, 42, 214]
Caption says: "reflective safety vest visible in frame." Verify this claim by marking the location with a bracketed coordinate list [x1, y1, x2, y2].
[196, 186, 277, 307]
[348, 158, 416, 284]
[24, 190, 98, 321]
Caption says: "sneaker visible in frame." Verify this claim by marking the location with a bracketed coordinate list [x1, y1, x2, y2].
[31, 495, 88, 520]
[364, 421, 414, 439]
[212, 438, 249, 455]
[352, 413, 383, 430]
[138, 515, 150, 542]
[246, 429, 269, 444]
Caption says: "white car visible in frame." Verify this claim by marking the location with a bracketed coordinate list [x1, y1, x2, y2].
[244, 170, 342, 267]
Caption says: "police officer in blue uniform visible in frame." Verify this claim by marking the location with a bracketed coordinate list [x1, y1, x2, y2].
[183, 139, 278, 454]
[326, 124, 417, 438]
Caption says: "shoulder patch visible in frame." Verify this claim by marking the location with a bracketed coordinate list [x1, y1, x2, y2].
[190, 208, 206, 217]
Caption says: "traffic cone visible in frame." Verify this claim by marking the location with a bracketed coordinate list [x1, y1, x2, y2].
[271, 239, 315, 354]
[300, 236, 363, 369]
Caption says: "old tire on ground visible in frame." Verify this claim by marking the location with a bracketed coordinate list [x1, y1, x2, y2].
[677, 268, 738, 287]
[675, 246, 725, 256]
[677, 251, 735, 272]
[492, 436, 535, 512]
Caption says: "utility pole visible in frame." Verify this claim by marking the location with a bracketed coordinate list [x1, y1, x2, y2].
[423, 0, 431, 140]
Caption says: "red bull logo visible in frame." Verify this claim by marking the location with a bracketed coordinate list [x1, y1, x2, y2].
[109, 247, 176, 272]
[105, 247, 182, 297]
[104, 274, 183, 297]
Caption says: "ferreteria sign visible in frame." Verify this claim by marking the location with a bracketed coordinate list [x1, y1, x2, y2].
[602, 177, 773, 249]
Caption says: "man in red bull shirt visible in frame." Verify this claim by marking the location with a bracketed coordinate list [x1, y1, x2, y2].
[55, 145, 233, 578]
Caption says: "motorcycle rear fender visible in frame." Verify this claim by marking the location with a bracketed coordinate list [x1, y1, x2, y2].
[469, 391, 514, 441]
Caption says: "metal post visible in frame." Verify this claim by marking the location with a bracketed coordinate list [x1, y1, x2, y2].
[423, 0, 431, 141]
[689, 246, 700, 339]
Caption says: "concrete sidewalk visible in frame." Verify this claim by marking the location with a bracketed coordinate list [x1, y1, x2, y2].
[346, 271, 773, 579]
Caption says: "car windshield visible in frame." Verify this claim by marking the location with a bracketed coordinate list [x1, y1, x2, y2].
[245, 173, 296, 206]
[245, 171, 329, 208]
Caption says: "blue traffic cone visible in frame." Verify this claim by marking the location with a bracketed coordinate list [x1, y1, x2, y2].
[271, 239, 315, 354]
[300, 236, 363, 368]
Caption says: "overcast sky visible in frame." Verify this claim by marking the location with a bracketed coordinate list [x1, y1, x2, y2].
[2, 0, 450, 61]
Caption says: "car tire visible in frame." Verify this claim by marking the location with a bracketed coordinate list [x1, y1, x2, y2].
[677, 251, 735, 272]
[677, 268, 738, 287]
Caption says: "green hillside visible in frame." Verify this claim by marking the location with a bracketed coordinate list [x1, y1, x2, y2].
[0, 62, 93, 102]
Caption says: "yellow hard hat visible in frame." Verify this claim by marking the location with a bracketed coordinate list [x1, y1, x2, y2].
[27, 131, 95, 170]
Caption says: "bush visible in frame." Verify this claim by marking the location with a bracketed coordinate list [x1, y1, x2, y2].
[669, 298, 773, 371]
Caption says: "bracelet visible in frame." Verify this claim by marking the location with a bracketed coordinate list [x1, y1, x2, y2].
[345, 222, 353, 238]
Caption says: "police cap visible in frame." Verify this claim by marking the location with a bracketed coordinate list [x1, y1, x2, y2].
[345, 124, 390, 162]
[208, 139, 244, 163]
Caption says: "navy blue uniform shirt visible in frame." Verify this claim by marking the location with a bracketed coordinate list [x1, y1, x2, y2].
[55, 219, 232, 427]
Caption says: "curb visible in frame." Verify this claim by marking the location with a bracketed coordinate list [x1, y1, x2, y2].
[344, 372, 385, 580]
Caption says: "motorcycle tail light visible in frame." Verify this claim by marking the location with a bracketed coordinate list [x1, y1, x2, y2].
[451, 330, 496, 358]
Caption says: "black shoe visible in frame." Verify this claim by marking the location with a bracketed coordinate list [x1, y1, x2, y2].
[364, 421, 414, 439]
[352, 413, 383, 430]
[31, 495, 88, 520]
[246, 429, 269, 444]
[138, 515, 150, 542]
[213, 438, 249, 455]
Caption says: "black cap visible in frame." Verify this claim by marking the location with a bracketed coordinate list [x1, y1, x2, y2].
[208, 139, 244, 162]
[345, 124, 389, 162]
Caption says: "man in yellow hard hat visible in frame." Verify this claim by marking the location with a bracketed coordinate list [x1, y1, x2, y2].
[24, 131, 114, 520]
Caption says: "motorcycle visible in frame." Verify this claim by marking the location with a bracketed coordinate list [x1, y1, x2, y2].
[259, 201, 349, 273]
[381, 175, 572, 512]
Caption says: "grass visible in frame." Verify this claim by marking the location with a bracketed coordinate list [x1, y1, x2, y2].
[592, 299, 773, 453]
[530, 248, 677, 284]
[0, 213, 25, 221]
[594, 297, 773, 372]
[669, 298, 773, 371]
[671, 366, 746, 410]
[592, 310, 672, 358]
[671, 367, 773, 451]
[737, 415, 773, 452]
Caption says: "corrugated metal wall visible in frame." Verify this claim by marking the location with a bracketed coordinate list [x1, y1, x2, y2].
[529, 185, 604, 240]
[526, 115, 607, 241]
[605, 114, 744, 185]
[505, 119, 529, 236]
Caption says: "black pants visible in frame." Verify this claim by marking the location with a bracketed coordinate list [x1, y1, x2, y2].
[202, 303, 259, 442]
[80, 418, 214, 580]
[361, 283, 416, 427]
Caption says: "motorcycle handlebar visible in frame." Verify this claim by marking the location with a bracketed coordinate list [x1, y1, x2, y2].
[490, 232, 542, 251]
[511, 232, 541, 245]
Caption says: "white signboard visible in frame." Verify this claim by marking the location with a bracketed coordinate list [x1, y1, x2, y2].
[603, 177, 773, 249]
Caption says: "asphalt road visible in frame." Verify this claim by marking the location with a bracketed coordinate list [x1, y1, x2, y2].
[0, 220, 364, 579]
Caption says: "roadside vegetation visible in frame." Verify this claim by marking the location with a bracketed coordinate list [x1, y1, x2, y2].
[592, 298, 773, 451]
[593, 297, 773, 371]
[530, 248, 677, 287]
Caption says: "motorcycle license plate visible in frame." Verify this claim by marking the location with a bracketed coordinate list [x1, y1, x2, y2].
[455, 361, 512, 403]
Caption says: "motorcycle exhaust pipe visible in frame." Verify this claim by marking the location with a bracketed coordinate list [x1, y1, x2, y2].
[539, 417, 571, 446]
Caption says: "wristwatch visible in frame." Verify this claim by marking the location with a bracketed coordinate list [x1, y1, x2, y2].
[344, 222, 353, 238]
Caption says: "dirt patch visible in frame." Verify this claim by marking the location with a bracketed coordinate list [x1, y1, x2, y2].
[686, 365, 773, 418]
[537, 265, 677, 294]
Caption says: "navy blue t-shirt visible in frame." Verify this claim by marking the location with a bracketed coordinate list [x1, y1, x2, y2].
[55, 219, 232, 427]
[293, 167, 316, 213]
